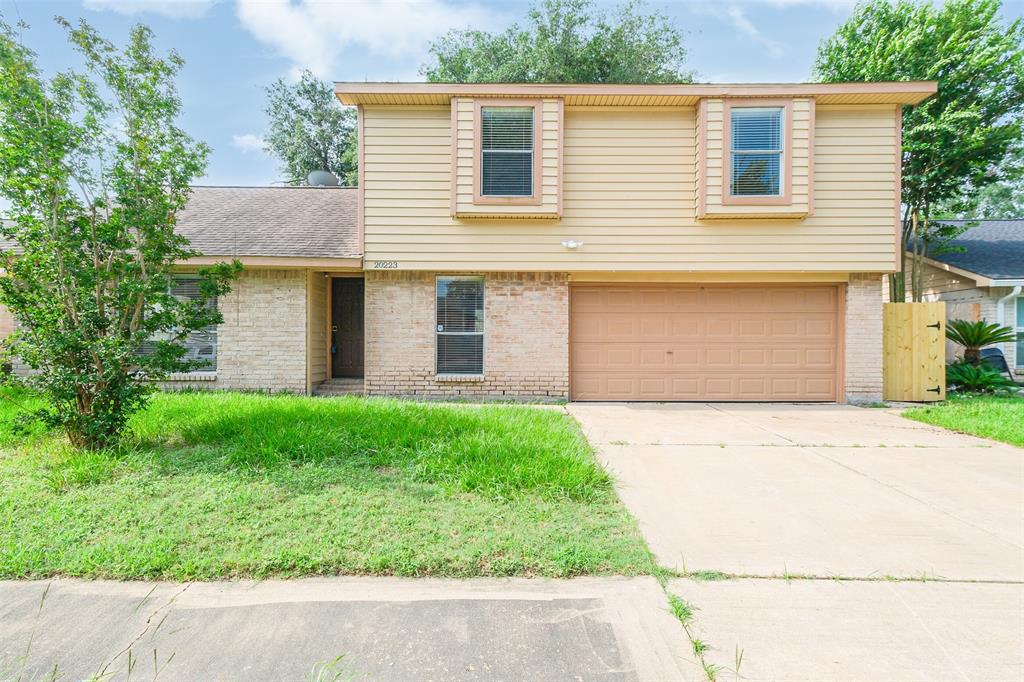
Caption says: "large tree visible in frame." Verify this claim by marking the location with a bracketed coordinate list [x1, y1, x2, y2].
[263, 70, 357, 186]
[0, 18, 240, 449]
[814, 0, 1024, 301]
[938, 143, 1024, 219]
[421, 0, 691, 83]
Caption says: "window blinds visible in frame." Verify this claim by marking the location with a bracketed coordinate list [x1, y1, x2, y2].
[139, 277, 218, 370]
[730, 107, 783, 197]
[481, 107, 534, 197]
[436, 277, 484, 374]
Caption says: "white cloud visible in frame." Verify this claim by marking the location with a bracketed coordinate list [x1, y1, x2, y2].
[83, 0, 217, 19]
[761, 0, 858, 9]
[232, 133, 266, 153]
[724, 6, 784, 59]
[235, 0, 495, 77]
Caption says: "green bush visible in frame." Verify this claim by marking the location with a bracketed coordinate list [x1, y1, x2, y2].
[946, 361, 1019, 394]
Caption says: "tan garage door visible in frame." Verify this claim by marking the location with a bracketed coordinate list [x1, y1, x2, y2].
[570, 284, 842, 401]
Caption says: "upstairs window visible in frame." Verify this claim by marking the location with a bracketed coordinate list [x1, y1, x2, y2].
[730, 107, 784, 197]
[436, 276, 484, 375]
[480, 106, 534, 197]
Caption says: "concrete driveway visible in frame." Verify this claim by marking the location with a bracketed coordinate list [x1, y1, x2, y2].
[569, 402, 1024, 681]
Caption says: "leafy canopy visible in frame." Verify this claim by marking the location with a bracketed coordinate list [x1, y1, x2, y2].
[939, 143, 1024, 219]
[0, 18, 240, 449]
[421, 0, 691, 83]
[814, 0, 1024, 301]
[263, 70, 357, 186]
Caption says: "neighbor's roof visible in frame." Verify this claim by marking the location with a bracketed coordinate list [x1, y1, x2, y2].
[924, 220, 1024, 282]
[175, 185, 360, 263]
[334, 81, 938, 106]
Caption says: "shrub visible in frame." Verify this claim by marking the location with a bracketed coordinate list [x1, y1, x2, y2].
[946, 361, 1019, 394]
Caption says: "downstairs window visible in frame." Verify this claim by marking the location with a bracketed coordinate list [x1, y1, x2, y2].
[436, 276, 484, 375]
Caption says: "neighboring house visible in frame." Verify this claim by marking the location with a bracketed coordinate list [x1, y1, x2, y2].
[0, 81, 938, 403]
[913, 219, 1023, 373]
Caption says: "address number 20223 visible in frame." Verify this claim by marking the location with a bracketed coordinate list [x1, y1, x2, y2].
[372, 261, 399, 269]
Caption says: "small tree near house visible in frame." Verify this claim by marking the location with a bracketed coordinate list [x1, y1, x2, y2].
[0, 18, 240, 449]
[814, 0, 1024, 302]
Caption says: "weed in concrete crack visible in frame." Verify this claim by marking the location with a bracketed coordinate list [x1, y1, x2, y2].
[667, 593, 695, 626]
[692, 638, 709, 656]
[734, 645, 745, 678]
[702, 660, 722, 681]
[688, 570, 731, 582]
[308, 654, 355, 682]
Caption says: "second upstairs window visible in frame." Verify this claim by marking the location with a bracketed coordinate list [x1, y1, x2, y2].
[730, 107, 784, 197]
[481, 106, 534, 197]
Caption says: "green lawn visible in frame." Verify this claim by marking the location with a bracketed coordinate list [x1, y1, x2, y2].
[0, 390, 654, 580]
[903, 394, 1024, 447]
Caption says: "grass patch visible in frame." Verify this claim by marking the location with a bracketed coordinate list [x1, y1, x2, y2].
[903, 393, 1024, 447]
[0, 390, 654, 580]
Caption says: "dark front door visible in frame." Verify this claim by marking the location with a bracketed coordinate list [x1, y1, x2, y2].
[331, 278, 364, 377]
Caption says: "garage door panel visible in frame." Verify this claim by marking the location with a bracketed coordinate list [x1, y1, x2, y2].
[571, 371, 838, 401]
[573, 343, 837, 372]
[570, 284, 841, 401]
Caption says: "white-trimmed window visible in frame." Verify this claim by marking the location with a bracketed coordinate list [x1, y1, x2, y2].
[1016, 297, 1023, 368]
[140, 276, 217, 371]
[480, 107, 534, 197]
[436, 276, 484, 375]
[730, 107, 784, 197]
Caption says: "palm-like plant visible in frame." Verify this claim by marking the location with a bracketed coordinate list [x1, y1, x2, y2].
[946, 319, 1017, 365]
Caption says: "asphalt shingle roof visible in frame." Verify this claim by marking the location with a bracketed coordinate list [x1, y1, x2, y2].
[176, 186, 360, 259]
[1, 186, 361, 260]
[925, 219, 1024, 280]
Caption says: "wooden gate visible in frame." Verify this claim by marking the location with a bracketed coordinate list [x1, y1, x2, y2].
[883, 302, 946, 402]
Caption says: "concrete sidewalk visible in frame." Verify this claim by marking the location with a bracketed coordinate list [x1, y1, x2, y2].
[0, 577, 699, 682]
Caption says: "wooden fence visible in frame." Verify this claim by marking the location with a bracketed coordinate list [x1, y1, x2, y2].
[882, 302, 946, 402]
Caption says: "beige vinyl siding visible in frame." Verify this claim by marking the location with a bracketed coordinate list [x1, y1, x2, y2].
[307, 271, 328, 388]
[700, 98, 813, 218]
[361, 103, 901, 272]
[451, 97, 561, 217]
[914, 259, 982, 298]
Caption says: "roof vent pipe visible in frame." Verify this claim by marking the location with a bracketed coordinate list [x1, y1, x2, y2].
[307, 170, 339, 187]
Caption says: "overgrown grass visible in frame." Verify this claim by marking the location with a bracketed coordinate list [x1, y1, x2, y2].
[903, 393, 1024, 447]
[0, 389, 654, 580]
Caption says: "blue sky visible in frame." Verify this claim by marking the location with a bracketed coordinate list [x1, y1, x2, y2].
[3, 0, 1022, 187]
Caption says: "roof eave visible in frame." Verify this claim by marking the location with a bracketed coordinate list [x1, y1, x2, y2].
[915, 253, 1024, 287]
[334, 80, 938, 105]
[179, 256, 363, 269]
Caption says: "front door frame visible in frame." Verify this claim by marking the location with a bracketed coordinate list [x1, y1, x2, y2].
[326, 273, 365, 379]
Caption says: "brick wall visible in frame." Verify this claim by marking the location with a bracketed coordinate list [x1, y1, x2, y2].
[364, 271, 569, 401]
[168, 268, 308, 393]
[845, 273, 884, 403]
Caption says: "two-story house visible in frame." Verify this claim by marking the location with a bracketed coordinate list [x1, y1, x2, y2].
[1, 81, 937, 403]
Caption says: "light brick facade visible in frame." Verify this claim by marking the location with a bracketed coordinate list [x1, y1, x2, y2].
[363, 271, 569, 401]
[0, 268, 891, 403]
[844, 273, 885, 403]
[168, 269, 308, 393]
